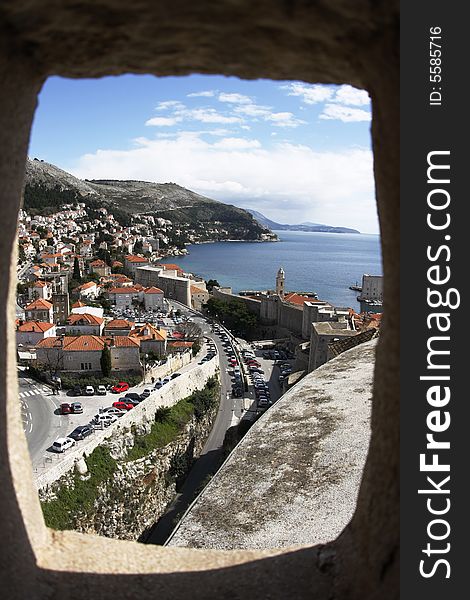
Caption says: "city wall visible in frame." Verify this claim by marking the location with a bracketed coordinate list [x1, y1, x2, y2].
[35, 357, 219, 491]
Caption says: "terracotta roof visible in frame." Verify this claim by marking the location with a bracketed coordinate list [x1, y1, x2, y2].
[25, 298, 53, 311]
[17, 321, 55, 333]
[191, 285, 207, 295]
[33, 281, 47, 288]
[112, 260, 123, 267]
[144, 286, 164, 294]
[125, 254, 148, 263]
[156, 263, 183, 274]
[131, 323, 167, 341]
[108, 336, 140, 348]
[104, 319, 134, 329]
[169, 341, 194, 348]
[90, 259, 106, 267]
[66, 313, 104, 326]
[37, 334, 140, 352]
[71, 300, 86, 308]
[284, 292, 318, 306]
[79, 281, 97, 290]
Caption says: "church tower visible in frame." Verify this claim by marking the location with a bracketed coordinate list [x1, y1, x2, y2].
[276, 266, 285, 300]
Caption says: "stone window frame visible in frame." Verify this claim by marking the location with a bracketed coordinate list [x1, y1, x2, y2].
[0, 2, 399, 598]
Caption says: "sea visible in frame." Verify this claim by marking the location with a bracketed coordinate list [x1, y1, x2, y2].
[160, 230, 382, 310]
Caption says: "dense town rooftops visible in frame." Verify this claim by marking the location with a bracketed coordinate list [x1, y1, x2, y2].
[36, 334, 140, 351]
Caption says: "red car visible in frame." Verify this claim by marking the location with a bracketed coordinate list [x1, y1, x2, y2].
[60, 403, 72, 415]
[111, 382, 129, 393]
[112, 401, 134, 411]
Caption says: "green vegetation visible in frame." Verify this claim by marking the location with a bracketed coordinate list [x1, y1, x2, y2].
[127, 377, 220, 460]
[100, 346, 111, 377]
[206, 279, 220, 292]
[41, 446, 117, 530]
[204, 297, 259, 339]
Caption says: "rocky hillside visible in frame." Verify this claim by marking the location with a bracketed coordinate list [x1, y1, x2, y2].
[24, 158, 277, 241]
[247, 209, 360, 234]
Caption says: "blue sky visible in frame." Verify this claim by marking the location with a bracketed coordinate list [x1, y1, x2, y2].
[29, 74, 378, 233]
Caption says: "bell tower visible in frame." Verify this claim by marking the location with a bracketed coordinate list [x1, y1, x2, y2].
[276, 266, 285, 300]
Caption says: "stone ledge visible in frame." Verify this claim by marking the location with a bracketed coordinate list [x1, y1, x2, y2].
[168, 340, 376, 549]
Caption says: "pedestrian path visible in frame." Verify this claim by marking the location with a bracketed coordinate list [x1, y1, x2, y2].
[19, 386, 50, 398]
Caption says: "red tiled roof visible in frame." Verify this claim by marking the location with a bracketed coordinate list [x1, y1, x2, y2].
[79, 281, 97, 290]
[25, 298, 53, 311]
[144, 286, 164, 294]
[66, 313, 104, 326]
[105, 319, 134, 329]
[17, 321, 55, 333]
[284, 292, 319, 306]
[71, 300, 86, 308]
[125, 254, 148, 263]
[131, 323, 167, 341]
[156, 263, 183, 274]
[191, 285, 207, 295]
[62, 335, 105, 351]
[90, 259, 106, 267]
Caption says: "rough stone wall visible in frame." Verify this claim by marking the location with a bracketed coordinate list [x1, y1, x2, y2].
[0, 2, 399, 600]
[39, 408, 217, 541]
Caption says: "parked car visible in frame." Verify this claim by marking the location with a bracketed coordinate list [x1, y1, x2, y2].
[171, 372, 181, 379]
[69, 425, 93, 441]
[101, 406, 125, 417]
[162, 376, 171, 384]
[71, 402, 83, 414]
[85, 385, 95, 396]
[154, 381, 163, 389]
[92, 413, 118, 427]
[140, 388, 152, 399]
[112, 401, 134, 411]
[125, 392, 142, 402]
[52, 437, 75, 452]
[60, 403, 72, 415]
[97, 385, 107, 395]
[111, 382, 129, 393]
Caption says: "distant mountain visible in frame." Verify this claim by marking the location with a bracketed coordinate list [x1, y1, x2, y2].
[23, 159, 277, 242]
[247, 209, 360, 234]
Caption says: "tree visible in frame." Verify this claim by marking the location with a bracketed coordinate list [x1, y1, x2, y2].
[100, 345, 112, 377]
[206, 279, 220, 292]
[72, 256, 82, 282]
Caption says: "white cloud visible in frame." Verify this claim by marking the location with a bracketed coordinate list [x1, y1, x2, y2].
[233, 103, 270, 118]
[145, 116, 182, 127]
[266, 111, 307, 128]
[320, 104, 371, 123]
[218, 92, 253, 104]
[155, 100, 186, 111]
[282, 83, 334, 104]
[184, 108, 243, 124]
[71, 135, 377, 232]
[213, 137, 261, 150]
[187, 90, 216, 97]
[333, 85, 370, 106]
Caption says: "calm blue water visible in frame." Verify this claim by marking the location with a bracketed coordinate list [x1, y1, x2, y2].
[160, 230, 382, 309]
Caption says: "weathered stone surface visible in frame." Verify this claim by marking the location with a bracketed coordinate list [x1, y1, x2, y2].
[169, 340, 375, 549]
